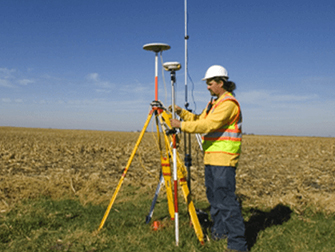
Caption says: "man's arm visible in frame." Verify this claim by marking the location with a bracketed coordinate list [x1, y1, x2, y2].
[180, 100, 239, 134]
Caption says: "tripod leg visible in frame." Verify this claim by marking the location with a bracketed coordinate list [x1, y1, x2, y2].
[161, 156, 175, 220]
[98, 112, 153, 231]
[177, 166, 205, 245]
[145, 172, 164, 224]
[145, 155, 174, 223]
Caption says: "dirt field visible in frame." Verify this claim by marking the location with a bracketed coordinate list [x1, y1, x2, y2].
[1, 127, 334, 215]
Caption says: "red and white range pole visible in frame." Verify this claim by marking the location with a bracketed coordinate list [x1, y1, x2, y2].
[154, 51, 159, 101]
[163, 61, 182, 246]
[172, 107, 179, 246]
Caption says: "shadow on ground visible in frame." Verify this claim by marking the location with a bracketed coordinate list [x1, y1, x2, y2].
[244, 204, 292, 250]
[196, 203, 292, 250]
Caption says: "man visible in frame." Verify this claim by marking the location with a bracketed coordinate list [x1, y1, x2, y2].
[170, 65, 248, 252]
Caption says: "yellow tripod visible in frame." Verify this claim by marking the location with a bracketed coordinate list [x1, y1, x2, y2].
[97, 100, 205, 245]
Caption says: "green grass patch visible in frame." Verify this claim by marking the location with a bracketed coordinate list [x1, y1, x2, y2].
[250, 209, 335, 252]
[1, 186, 335, 251]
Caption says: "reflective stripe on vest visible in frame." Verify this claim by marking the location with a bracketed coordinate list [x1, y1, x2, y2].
[202, 92, 242, 155]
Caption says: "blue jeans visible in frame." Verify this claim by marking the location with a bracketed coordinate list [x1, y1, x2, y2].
[205, 165, 248, 251]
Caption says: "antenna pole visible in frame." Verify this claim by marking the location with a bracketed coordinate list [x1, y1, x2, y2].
[154, 52, 159, 101]
[184, 0, 192, 192]
[163, 61, 182, 247]
[142, 43, 171, 100]
[184, 0, 189, 108]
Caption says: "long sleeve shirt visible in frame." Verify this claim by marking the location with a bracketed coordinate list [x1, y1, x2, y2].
[179, 92, 241, 167]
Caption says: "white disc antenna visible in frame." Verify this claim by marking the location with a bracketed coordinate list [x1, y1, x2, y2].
[143, 43, 171, 53]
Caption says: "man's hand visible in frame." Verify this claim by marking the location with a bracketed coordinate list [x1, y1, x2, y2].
[170, 119, 181, 129]
[168, 105, 182, 115]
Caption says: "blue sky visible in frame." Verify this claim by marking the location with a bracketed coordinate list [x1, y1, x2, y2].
[1, 0, 334, 137]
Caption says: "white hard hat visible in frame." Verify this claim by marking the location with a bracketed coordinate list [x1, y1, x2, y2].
[202, 65, 229, 81]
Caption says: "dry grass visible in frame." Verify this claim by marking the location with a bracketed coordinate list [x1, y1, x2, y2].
[1, 127, 335, 216]
[238, 135, 335, 214]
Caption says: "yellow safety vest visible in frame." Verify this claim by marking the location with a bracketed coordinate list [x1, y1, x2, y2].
[202, 93, 242, 155]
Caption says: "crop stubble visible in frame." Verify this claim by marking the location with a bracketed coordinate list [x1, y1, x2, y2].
[1, 127, 334, 215]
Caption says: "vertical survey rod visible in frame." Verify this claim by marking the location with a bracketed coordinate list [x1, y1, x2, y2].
[154, 52, 159, 101]
[171, 70, 179, 246]
[184, 0, 188, 107]
[163, 61, 182, 246]
[184, 0, 192, 192]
